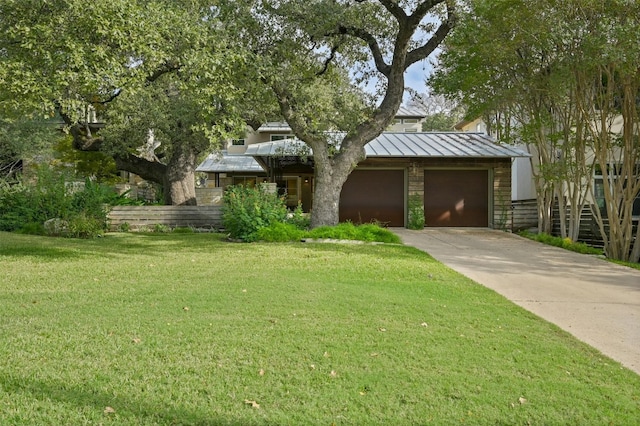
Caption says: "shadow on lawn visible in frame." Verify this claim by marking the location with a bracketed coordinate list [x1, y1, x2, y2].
[0, 244, 80, 259]
[1, 231, 432, 266]
[0, 374, 254, 426]
[0, 232, 229, 261]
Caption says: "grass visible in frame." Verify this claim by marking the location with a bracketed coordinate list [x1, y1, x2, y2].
[1, 231, 639, 425]
[255, 222, 402, 244]
[518, 231, 603, 255]
[610, 259, 640, 271]
[519, 231, 640, 270]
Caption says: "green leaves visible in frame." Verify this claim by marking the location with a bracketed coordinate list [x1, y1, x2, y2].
[222, 184, 289, 242]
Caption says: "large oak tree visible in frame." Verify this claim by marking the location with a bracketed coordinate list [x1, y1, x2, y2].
[0, 0, 270, 204]
[242, 0, 456, 228]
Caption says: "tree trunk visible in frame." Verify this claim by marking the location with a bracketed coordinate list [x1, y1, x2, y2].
[309, 143, 365, 228]
[630, 221, 640, 263]
[163, 142, 198, 206]
[115, 149, 198, 206]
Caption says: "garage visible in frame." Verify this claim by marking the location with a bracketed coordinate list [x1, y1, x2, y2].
[424, 169, 489, 227]
[242, 133, 528, 230]
[340, 169, 405, 226]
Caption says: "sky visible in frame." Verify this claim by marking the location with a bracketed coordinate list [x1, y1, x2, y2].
[404, 60, 432, 102]
[358, 56, 435, 105]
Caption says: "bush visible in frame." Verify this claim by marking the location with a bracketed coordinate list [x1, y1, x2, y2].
[0, 169, 70, 232]
[519, 231, 603, 255]
[286, 203, 310, 230]
[0, 166, 131, 238]
[222, 184, 288, 242]
[307, 222, 401, 244]
[256, 222, 305, 242]
[67, 213, 105, 238]
[152, 224, 171, 233]
[407, 194, 425, 230]
[17, 222, 45, 235]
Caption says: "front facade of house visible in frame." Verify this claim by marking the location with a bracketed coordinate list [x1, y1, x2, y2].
[197, 108, 528, 229]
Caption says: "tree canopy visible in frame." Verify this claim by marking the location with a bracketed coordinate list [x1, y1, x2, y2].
[1, 0, 455, 219]
[430, 0, 640, 261]
[240, 0, 456, 227]
[0, 0, 272, 204]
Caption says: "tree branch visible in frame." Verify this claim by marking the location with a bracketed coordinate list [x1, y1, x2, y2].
[146, 60, 181, 84]
[337, 25, 391, 76]
[405, 1, 456, 69]
[317, 43, 341, 76]
[95, 89, 123, 105]
[377, 0, 407, 21]
[114, 152, 166, 184]
[411, 0, 447, 22]
[270, 82, 325, 148]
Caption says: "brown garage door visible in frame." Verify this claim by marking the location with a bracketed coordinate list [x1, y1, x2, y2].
[340, 170, 405, 226]
[424, 169, 488, 227]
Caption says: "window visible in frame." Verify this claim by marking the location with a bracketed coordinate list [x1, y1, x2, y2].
[232, 176, 258, 187]
[271, 134, 294, 141]
[403, 118, 419, 124]
[404, 128, 418, 133]
[231, 139, 245, 146]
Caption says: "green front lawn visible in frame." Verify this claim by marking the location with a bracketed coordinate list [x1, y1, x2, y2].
[1, 232, 638, 424]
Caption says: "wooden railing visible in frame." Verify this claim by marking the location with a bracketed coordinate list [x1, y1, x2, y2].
[107, 205, 223, 231]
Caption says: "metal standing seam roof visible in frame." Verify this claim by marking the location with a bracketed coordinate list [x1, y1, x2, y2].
[243, 132, 530, 158]
[255, 122, 294, 133]
[196, 152, 265, 173]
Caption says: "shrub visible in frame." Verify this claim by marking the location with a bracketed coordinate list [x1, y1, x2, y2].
[17, 222, 45, 235]
[0, 169, 70, 232]
[286, 203, 310, 230]
[152, 224, 171, 233]
[407, 194, 425, 230]
[307, 222, 401, 244]
[256, 222, 305, 242]
[519, 231, 603, 255]
[0, 166, 131, 237]
[67, 213, 105, 238]
[222, 184, 288, 242]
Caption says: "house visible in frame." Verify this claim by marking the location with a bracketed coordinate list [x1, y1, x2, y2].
[455, 117, 640, 240]
[454, 118, 537, 203]
[197, 108, 529, 228]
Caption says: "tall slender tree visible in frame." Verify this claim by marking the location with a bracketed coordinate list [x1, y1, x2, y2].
[430, 0, 640, 261]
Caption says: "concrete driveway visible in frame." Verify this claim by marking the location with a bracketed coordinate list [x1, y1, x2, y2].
[392, 228, 640, 375]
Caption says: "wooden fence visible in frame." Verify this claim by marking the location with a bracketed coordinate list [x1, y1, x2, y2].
[510, 199, 538, 231]
[551, 204, 639, 249]
[551, 205, 601, 246]
[107, 205, 223, 231]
